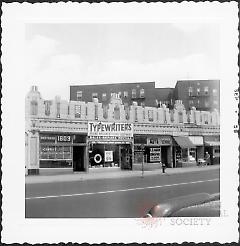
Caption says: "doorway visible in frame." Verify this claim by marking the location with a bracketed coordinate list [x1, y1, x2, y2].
[73, 146, 85, 171]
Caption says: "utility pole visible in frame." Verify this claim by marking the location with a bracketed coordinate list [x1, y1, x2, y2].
[141, 144, 144, 178]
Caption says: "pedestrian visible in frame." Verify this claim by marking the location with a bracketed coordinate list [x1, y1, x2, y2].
[205, 152, 210, 166]
[162, 162, 166, 173]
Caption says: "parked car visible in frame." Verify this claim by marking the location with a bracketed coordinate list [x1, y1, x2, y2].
[144, 193, 220, 217]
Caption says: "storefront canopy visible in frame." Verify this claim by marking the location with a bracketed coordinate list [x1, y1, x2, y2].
[204, 141, 220, 146]
[173, 136, 196, 148]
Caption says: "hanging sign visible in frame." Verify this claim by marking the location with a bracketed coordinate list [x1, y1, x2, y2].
[105, 151, 113, 162]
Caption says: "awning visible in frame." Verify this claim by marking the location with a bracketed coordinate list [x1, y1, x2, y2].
[188, 136, 204, 146]
[204, 141, 220, 146]
[173, 136, 196, 148]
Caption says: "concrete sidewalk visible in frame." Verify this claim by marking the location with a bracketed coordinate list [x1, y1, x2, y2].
[25, 165, 220, 184]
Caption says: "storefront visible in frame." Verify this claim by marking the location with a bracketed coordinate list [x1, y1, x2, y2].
[173, 136, 196, 167]
[204, 135, 220, 165]
[39, 133, 87, 172]
[88, 122, 133, 169]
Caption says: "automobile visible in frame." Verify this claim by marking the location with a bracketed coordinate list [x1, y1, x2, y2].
[197, 158, 207, 166]
[144, 193, 220, 217]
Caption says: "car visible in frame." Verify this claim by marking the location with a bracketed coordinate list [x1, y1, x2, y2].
[144, 193, 220, 217]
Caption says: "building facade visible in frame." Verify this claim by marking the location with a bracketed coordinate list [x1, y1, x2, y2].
[70, 82, 174, 108]
[174, 80, 220, 111]
[26, 86, 220, 175]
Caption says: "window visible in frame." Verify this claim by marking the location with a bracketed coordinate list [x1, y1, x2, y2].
[114, 105, 120, 120]
[188, 87, 193, 96]
[74, 105, 81, 118]
[213, 89, 218, 96]
[204, 114, 208, 124]
[102, 93, 107, 101]
[30, 101, 38, 115]
[204, 86, 209, 95]
[141, 102, 145, 107]
[124, 91, 128, 97]
[92, 93, 98, 99]
[76, 91, 82, 101]
[197, 88, 200, 96]
[213, 100, 218, 105]
[148, 110, 153, 122]
[132, 89, 136, 98]
[134, 107, 138, 122]
[44, 100, 51, 116]
[178, 111, 183, 123]
[205, 101, 209, 108]
[140, 88, 145, 98]
[56, 102, 60, 118]
[94, 104, 98, 120]
[103, 105, 108, 119]
[189, 100, 194, 106]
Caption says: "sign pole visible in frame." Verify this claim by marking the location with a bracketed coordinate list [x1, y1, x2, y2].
[141, 144, 144, 178]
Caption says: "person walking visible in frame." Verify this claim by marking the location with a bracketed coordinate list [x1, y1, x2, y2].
[205, 152, 211, 166]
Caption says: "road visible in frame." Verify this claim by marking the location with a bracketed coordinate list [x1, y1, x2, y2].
[26, 168, 219, 218]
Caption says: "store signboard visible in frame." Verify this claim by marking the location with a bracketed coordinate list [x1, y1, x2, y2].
[148, 136, 172, 145]
[88, 122, 133, 138]
[150, 147, 161, 162]
[40, 134, 56, 143]
[105, 151, 113, 162]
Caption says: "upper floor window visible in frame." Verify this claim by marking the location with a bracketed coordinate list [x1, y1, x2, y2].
[132, 89, 136, 98]
[204, 86, 209, 95]
[30, 101, 38, 115]
[189, 100, 194, 106]
[197, 88, 200, 96]
[213, 100, 218, 105]
[134, 107, 138, 122]
[94, 104, 98, 120]
[92, 93, 98, 99]
[188, 87, 193, 96]
[74, 105, 81, 118]
[140, 88, 145, 98]
[114, 105, 120, 120]
[76, 91, 82, 101]
[56, 102, 60, 118]
[102, 93, 107, 101]
[103, 105, 108, 119]
[148, 110, 153, 122]
[213, 89, 218, 96]
[205, 101, 209, 108]
[178, 111, 183, 123]
[124, 91, 128, 97]
[44, 100, 51, 116]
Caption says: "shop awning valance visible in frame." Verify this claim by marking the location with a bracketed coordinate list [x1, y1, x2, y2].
[173, 136, 196, 148]
[204, 141, 220, 146]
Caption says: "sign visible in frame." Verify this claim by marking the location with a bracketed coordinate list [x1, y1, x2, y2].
[88, 122, 133, 138]
[56, 135, 72, 142]
[148, 136, 172, 145]
[150, 147, 161, 162]
[105, 151, 113, 162]
[40, 134, 56, 143]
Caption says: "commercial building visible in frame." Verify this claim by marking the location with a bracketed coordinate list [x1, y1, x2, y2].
[25, 86, 220, 175]
[174, 80, 220, 111]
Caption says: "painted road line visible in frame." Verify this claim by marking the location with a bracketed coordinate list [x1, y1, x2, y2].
[26, 178, 219, 200]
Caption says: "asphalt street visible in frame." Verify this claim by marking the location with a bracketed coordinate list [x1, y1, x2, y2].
[25, 168, 219, 218]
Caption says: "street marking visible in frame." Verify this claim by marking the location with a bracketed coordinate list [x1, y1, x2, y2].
[26, 178, 219, 200]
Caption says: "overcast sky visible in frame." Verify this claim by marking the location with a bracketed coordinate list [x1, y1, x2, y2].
[25, 23, 220, 100]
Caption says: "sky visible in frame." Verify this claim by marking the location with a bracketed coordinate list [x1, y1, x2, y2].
[25, 23, 220, 100]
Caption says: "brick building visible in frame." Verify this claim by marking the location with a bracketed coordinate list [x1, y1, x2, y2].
[174, 80, 220, 111]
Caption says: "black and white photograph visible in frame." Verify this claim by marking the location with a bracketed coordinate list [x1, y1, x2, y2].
[2, 2, 239, 244]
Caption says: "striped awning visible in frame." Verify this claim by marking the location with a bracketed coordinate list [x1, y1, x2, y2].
[173, 136, 196, 148]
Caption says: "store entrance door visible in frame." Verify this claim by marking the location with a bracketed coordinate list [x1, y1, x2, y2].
[120, 145, 132, 170]
[73, 146, 85, 171]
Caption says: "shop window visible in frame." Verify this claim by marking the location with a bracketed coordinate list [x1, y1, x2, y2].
[74, 105, 81, 118]
[132, 89, 136, 98]
[204, 86, 209, 95]
[189, 148, 196, 160]
[188, 87, 193, 96]
[30, 100, 38, 115]
[76, 91, 82, 101]
[140, 88, 145, 98]
[148, 110, 153, 122]
[102, 93, 107, 101]
[44, 100, 51, 116]
[178, 111, 183, 123]
[124, 91, 128, 97]
[114, 105, 120, 120]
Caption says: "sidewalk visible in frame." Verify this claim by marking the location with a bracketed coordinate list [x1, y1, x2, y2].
[25, 165, 220, 184]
